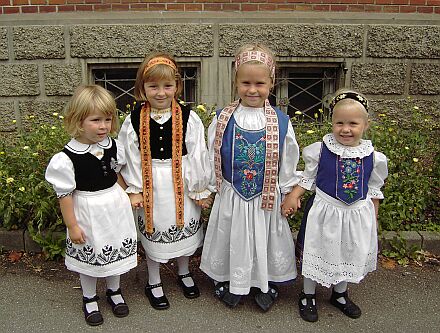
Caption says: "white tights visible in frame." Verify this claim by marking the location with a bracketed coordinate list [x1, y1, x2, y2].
[80, 274, 124, 312]
[302, 277, 348, 305]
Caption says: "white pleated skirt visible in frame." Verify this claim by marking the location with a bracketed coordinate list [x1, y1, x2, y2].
[65, 183, 138, 278]
[301, 188, 378, 287]
[200, 180, 297, 295]
[135, 159, 204, 263]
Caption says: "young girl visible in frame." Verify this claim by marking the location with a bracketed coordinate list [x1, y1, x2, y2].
[45, 85, 138, 326]
[118, 53, 212, 310]
[282, 89, 388, 322]
[200, 44, 301, 312]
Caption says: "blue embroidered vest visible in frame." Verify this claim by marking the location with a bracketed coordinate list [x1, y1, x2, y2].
[316, 143, 374, 205]
[218, 107, 289, 201]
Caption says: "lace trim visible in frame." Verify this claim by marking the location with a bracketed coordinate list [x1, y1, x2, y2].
[57, 191, 74, 198]
[299, 178, 315, 191]
[368, 188, 384, 199]
[323, 134, 374, 158]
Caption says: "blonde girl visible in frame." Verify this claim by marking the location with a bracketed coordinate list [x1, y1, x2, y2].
[118, 53, 212, 310]
[200, 44, 301, 312]
[45, 85, 137, 326]
[282, 89, 388, 322]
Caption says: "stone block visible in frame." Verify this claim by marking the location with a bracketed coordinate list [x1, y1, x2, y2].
[13, 26, 65, 60]
[379, 230, 398, 252]
[0, 102, 16, 132]
[70, 24, 213, 58]
[19, 100, 68, 130]
[369, 99, 440, 120]
[23, 230, 41, 253]
[0, 27, 8, 60]
[410, 63, 440, 95]
[44, 64, 83, 96]
[218, 24, 364, 57]
[0, 64, 39, 96]
[0, 228, 24, 251]
[419, 231, 440, 255]
[367, 25, 440, 59]
[351, 63, 406, 95]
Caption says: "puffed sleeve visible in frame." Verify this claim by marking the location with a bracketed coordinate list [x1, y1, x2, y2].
[298, 142, 322, 191]
[278, 121, 301, 194]
[184, 111, 212, 200]
[117, 115, 143, 193]
[206, 115, 218, 193]
[45, 152, 76, 198]
[368, 151, 388, 199]
[115, 139, 126, 172]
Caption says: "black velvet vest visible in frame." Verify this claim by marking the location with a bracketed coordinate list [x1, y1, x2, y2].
[131, 102, 190, 159]
[62, 138, 118, 191]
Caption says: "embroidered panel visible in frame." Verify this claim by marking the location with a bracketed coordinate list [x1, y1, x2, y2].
[65, 238, 137, 266]
[336, 157, 364, 204]
[231, 126, 266, 201]
[137, 216, 202, 243]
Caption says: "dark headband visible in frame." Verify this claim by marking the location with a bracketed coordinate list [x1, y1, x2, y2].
[329, 92, 369, 112]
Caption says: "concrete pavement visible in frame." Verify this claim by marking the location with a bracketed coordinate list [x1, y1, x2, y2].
[0, 256, 439, 333]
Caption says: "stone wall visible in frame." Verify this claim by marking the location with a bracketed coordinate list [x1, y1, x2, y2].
[0, 12, 440, 132]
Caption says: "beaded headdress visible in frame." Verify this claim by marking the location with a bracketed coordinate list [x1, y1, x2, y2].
[144, 57, 177, 75]
[235, 50, 275, 79]
[329, 92, 369, 112]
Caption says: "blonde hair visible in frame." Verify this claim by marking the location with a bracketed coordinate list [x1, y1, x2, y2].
[330, 88, 369, 119]
[134, 52, 183, 101]
[64, 85, 119, 138]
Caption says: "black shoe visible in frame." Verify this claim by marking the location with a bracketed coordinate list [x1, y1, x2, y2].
[214, 282, 241, 308]
[82, 295, 104, 326]
[255, 284, 279, 312]
[298, 292, 318, 322]
[106, 288, 129, 317]
[330, 290, 361, 319]
[145, 283, 170, 310]
[178, 273, 200, 299]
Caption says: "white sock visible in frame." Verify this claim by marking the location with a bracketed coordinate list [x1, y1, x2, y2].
[106, 275, 124, 305]
[333, 281, 348, 304]
[80, 274, 98, 312]
[146, 256, 163, 297]
[177, 256, 194, 287]
[302, 277, 317, 306]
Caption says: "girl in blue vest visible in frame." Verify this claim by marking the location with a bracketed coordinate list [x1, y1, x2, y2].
[282, 89, 388, 322]
[118, 53, 212, 310]
[200, 44, 301, 312]
[45, 85, 138, 326]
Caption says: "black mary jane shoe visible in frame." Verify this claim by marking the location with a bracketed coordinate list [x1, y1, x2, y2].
[106, 288, 129, 318]
[144, 282, 170, 310]
[214, 282, 241, 308]
[330, 290, 361, 319]
[298, 292, 318, 322]
[178, 273, 200, 299]
[82, 295, 104, 326]
[255, 284, 279, 312]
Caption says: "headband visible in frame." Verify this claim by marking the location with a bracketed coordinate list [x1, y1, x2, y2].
[329, 92, 369, 112]
[235, 50, 275, 79]
[144, 57, 177, 75]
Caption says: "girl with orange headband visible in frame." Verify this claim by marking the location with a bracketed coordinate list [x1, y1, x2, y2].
[200, 44, 301, 312]
[118, 53, 212, 310]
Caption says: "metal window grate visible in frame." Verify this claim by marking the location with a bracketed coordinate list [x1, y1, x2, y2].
[269, 65, 340, 121]
[92, 65, 199, 114]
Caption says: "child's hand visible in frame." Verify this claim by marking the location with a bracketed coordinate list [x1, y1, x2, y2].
[281, 186, 305, 217]
[68, 224, 86, 244]
[128, 193, 144, 209]
[194, 196, 214, 209]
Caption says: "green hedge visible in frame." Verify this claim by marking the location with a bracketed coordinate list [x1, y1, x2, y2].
[0, 101, 438, 258]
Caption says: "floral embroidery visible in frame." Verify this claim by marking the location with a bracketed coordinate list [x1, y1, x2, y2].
[65, 237, 137, 266]
[339, 157, 362, 199]
[234, 128, 266, 199]
[138, 216, 201, 243]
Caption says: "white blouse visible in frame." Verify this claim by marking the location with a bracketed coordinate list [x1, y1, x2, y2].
[45, 137, 126, 197]
[118, 110, 212, 200]
[299, 134, 388, 199]
[207, 104, 301, 194]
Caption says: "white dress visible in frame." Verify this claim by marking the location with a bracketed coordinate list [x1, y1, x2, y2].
[45, 137, 138, 278]
[118, 110, 211, 263]
[200, 104, 301, 295]
[299, 134, 388, 287]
